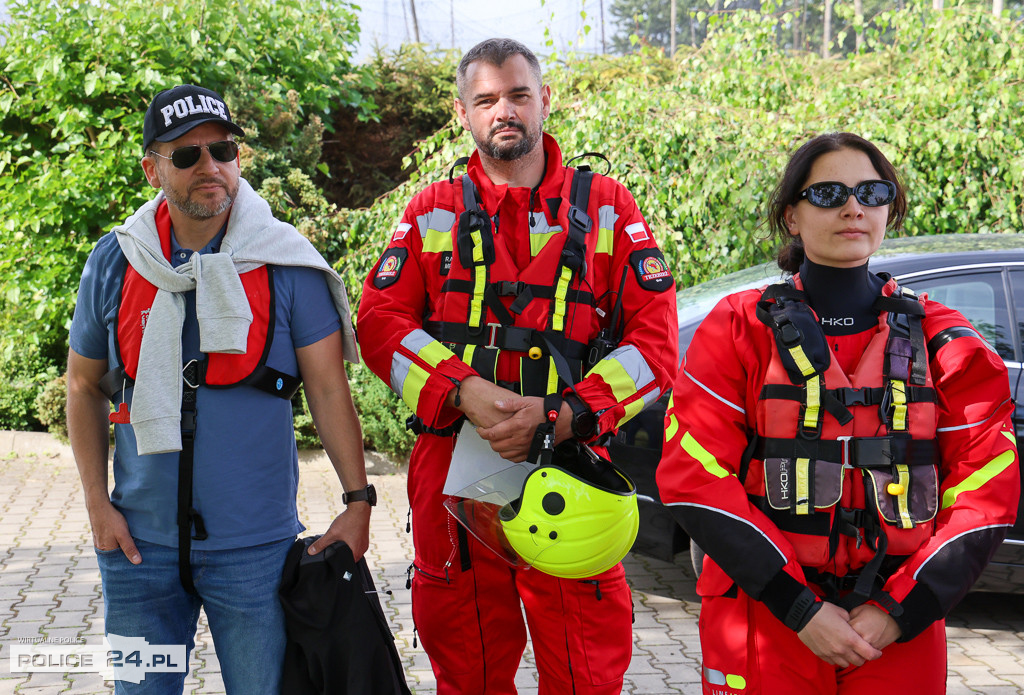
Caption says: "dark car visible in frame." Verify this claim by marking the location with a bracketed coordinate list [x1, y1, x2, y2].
[614, 233, 1024, 592]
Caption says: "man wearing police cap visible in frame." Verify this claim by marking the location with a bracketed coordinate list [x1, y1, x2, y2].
[66, 84, 371, 693]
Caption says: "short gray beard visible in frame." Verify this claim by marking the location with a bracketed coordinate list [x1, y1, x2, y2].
[164, 187, 235, 220]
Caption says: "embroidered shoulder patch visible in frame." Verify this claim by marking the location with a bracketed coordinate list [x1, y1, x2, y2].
[373, 248, 407, 289]
[630, 248, 673, 292]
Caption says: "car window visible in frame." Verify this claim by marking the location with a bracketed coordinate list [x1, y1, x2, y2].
[1009, 271, 1024, 361]
[899, 270, 1015, 361]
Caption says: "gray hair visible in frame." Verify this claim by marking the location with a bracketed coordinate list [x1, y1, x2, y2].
[456, 38, 543, 102]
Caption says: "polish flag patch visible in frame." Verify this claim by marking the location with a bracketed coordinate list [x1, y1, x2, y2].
[625, 222, 649, 243]
[392, 222, 412, 242]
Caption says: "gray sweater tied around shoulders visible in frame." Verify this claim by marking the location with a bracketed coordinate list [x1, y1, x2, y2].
[113, 177, 358, 456]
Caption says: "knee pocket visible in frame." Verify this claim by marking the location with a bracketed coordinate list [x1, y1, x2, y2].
[563, 570, 633, 687]
[410, 562, 483, 676]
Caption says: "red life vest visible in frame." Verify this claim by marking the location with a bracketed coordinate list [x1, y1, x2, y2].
[113, 200, 294, 395]
[745, 277, 939, 575]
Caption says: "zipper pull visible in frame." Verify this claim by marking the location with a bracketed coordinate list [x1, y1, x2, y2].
[406, 507, 412, 534]
[406, 563, 414, 590]
[580, 579, 602, 600]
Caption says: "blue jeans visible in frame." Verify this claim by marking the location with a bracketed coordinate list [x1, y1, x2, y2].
[96, 537, 294, 695]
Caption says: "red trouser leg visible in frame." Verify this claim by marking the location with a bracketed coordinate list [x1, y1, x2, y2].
[699, 590, 947, 695]
[519, 562, 634, 695]
[407, 435, 527, 695]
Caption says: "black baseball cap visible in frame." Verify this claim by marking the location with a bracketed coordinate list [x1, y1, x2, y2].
[143, 84, 245, 152]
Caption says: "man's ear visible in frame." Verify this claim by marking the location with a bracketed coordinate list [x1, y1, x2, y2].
[141, 155, 161, 189]
[454, 97, 470, 131]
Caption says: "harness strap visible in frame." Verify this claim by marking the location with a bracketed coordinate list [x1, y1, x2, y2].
[177, 360, 207, 596]
[424, 321, 590, 361]
[98, 363, 301, 402]
[440, 279, 595, 309]
[759, 384, 937, 422]
[752, 435, 940, 469]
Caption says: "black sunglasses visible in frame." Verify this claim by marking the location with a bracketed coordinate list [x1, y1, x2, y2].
[148, 140, 239, 169]
[798, 180, 896, 208]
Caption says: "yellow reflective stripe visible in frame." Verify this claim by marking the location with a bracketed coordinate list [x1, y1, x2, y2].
[595, 224, 613, 256]
[890, 380, 908, 431]
[894, 463, 913, 529]
[594, 356, 638, 403]
[422, 228, 452, 253]
[463, 343, 477, 372]
[551, 266, 573, 332]
[942, 449, 1016, 509]
[415, 339, 453, 369]
[546, 357, 559, 394]
[789, 345, 816, 378]
[616, 397, 646, 429]
[681, 431, 730, 479]
[666, 412, 679, 443]
[469, 264, 487, 328]
[400, 362, 430, 410]
[803, 377, 821, 430]
[530, 230, 561, 256]
[726, 674, 747, 690]
[795, 458, 811, 515]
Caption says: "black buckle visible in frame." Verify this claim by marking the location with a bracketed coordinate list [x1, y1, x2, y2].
[566, 205, 592, 234]
[839, 388, 870, 407]
[495, 281, 525, 296]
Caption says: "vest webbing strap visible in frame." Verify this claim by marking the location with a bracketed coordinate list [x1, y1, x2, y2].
[439, 279, 595, 312]
[424, 321, 589, 361]
[98, 364, 301, 403]
[752, 435, 939, 469]
[759, 384, 936, 424]
[177, 361, 207, 595]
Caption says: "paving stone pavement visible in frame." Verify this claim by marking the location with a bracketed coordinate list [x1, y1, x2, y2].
[1, 431, 1022, 694]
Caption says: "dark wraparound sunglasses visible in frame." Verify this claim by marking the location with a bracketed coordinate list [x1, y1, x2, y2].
[798, 180, 896, 208]
[148, 140, 239, 169]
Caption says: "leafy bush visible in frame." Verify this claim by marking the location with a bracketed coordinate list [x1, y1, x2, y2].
[35, 373, 68, 443]
[0, 344, 59, 431]
[0, 0, 370, 370]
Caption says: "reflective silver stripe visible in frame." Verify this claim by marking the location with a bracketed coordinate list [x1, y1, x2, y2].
[390, 352, 413, 396]
[606, 344, 657, 400]
[935, 399, 1008, 433]
[529, 212, 562, 235]
[401, 328, 435, 354]
[684, 368, 746, 414]
[666, 502, 787, 562]
[390, 329, 435, 394]
[912, 524, 1014, 580]
[416, 208, 456, 238]
[598, 205, 619, 232]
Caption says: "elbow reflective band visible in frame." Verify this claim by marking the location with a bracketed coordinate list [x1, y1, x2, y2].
[390, 329, 456, 408]
[681, 431, 730, 479]
[591, 345, 659, 426]
[595, 205, 616, 255]
[941, 448, 1016, 509]
[665, 412, 679, 444]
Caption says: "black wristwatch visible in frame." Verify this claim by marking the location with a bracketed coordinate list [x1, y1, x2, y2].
[343, 484, 377, 507]
[564, 393, 598, 440]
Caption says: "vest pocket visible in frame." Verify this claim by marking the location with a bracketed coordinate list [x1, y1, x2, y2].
[864, 464, 938, 529]
[763, 457, 843, 514]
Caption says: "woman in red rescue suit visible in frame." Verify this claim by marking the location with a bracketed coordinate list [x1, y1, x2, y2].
[657, 132, 1019, 695]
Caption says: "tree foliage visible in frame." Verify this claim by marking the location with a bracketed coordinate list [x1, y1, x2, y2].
[0, 0, 369, 366]
[341, 6, 1024, 301]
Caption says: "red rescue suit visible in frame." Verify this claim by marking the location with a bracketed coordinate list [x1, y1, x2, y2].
[358, 134, 678, 694]
[657, 274, 1019, 694]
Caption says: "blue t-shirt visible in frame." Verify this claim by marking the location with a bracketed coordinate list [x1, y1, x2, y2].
[69, 229, 341, 550]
